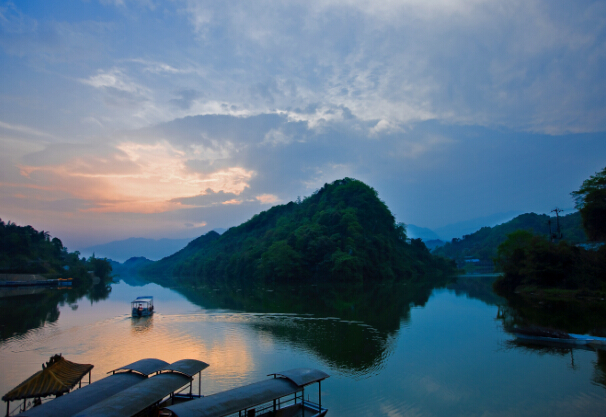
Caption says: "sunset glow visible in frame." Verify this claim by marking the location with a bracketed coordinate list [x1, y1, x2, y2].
[1, 0, 605, 249]
[14, 140, 255, 214]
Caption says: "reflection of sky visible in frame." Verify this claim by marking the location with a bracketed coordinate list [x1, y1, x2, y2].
[1, 282, 605, 416]
[350, 289, 604, 417]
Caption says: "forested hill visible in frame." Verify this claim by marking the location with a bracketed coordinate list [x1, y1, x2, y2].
[432, 211, 585, 267]
[141, 178, 456, 285]
[0, 219, 112, 283]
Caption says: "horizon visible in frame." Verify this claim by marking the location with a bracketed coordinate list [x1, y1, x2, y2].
[1, 1, 605, 251]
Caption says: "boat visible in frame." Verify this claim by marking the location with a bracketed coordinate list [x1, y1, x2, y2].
[162, 368, 329, 417]
[5, 358, 209, 417]
[4, 360, 328, 417]
[512, 326, 606, 348]
[131, 296, 154, 317]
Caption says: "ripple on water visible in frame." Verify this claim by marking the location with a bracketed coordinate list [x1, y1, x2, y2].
[0, 309, 393, 404]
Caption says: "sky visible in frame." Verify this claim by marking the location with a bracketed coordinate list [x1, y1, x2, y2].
[1, 0, 606, 250]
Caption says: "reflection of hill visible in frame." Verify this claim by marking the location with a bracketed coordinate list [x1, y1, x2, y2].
[167, 277, 454, 374]
[0, 283, 113, 342]
[593, 349, 606, 388]
[118, 273, 152, 287]
[0, 292, 62, 341]
[446, 275, 506, 306]
[498, 296, 606, 336]
[504, 336, 606, 389]
[110, 257, 154, 286]
[499, 294, 606, 389]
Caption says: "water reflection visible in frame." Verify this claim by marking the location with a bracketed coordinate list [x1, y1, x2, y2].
[0, 282, 112, 342]
[3, 274, 606, 416]
[160, 276, 455, 376]
[131, 316, 154, 334]
[498, 295, 606, 337]
[497, 292, 606, 391]
[593, 350, 606, 388]
[504, 338, 606, 389]
[0, 291, 61, 341]
[446, 274, 506, 306]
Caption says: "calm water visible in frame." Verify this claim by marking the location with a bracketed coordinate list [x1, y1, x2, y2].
[1, 276, 605, 416]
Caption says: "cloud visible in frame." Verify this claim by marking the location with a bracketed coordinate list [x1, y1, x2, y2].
[80, 68, 150, 108]
[171, 0, 606, 133]
[222, 199, 242, 205]
[0, 120, 54, 138]
[184, 221, 207, 228]
[181, 1, 213, 37]
[256, 194, 280, 204]
[170, 89, 204, 110]
[171, 188, 240, 207]
[3, 0, 606, 248]
[14, 138, 255, 214]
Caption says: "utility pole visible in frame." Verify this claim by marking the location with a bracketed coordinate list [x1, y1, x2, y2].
[551, 208, 564, 241]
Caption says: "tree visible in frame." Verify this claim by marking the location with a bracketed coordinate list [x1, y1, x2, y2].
[571, 166, 606, 241]
[88, 255, 113, 280]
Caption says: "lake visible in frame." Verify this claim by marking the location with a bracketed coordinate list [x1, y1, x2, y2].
[1, 275, 605, 416]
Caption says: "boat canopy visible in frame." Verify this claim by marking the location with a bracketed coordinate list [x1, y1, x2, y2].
[164, 368, 329, 417]
[158, 359, 209, 378]
[3, 355, 93, 402]
[16, 373, 146, 417]
[72, 359, 209, 417]
[73, 374, 189, 417]
[108, 358, 169, 376]
[268, 368, 329, 387]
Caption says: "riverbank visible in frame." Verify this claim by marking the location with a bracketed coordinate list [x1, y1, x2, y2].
[512, 285, 606, 303]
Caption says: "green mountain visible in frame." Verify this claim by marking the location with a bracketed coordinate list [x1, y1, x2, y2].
[110, 256, 154, 274]
[0, 219, 112, 284]
[432, 211, 586, 269]
[141, 178, 456, 285]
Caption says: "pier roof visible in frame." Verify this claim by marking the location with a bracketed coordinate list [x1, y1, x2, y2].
[108, 358, 169, 376]
[16, 373, 146, 417]
[2, 355, 93, 402]
[73, 373, 191, 417]
[164, 368, 329, 417]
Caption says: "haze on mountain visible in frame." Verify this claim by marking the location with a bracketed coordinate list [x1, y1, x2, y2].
[79, 229, 226, 263]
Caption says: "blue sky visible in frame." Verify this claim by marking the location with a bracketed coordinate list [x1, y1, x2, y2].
[1, 0, 606, 249]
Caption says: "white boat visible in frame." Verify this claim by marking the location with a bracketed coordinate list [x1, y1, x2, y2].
[513, 327, 606, 347]
[131, 296, 154, 317]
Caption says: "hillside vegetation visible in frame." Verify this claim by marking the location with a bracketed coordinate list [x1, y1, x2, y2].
[0, 219, 112, 284]
[142, 178, 456, 285]
[493, 166, 606, 298]
[432, 212, 585, 269]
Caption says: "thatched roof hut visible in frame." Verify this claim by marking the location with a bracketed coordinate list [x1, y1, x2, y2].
[2, 354, 93, 415]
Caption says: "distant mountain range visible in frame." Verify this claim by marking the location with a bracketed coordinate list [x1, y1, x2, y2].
[79, 229, 226, 262]
[406, 225, 441, 240]
[404, 211, 522, 241]
[432, 211, 585, 269]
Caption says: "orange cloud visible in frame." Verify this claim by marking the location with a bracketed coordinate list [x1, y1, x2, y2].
[16, 140, 255, 214]
[255, 194, 279, 204]
[222, 199, 242, 205]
